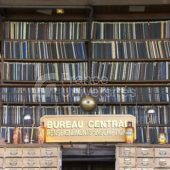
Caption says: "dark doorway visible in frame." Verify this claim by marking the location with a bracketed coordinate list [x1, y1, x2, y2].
[63, 161, 115, 170]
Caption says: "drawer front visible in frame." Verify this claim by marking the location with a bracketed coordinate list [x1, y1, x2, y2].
[118, 147, 136, 157]
[155, 158, 170, 168]
[0, 158, 3, 167]
[119, 169, 136, 170]
[5, 148, 22, 157]
[155, 148, 170, 157]
[41, 148, 60, 157]
[136, 148, 154, 157]
[4, 158, 22, 167]
[23, 158, 40, 167]
[136, 169, 154, 170]
[23, 148, 40, 157]
[136, 158, 154, 168]
[40, 157, 58, 167]
[23, 169, 39, 170]
[0, 148, 4, 157]
[118, 157, 136, 167]
[4, 168, 22, 170]
[41, 169, 59, 170]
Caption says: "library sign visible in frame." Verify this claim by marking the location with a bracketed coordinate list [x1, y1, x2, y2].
[41, 115, 136, 143]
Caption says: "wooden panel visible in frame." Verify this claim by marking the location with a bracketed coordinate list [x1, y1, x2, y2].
[5, 148, 22, 157]
[118, 157, 136, 167]
[40, 157, 58, 167]
[0, 0, 170, 6]
[41, 148, 59, 157]
[23, 158, 40, 168]
[23, 148, 41, 157]
[0, 158, 3, 167]
[155, 148, 170, 157]
[136, 158, 154, 168]
[4, 168, 22, 170]
[4, 158, 22, 167]
[0, 148, 4, 157]
[118, 147, 136, 157]
[154, 158, 170, 168]
[22, 168, 40, 170]
[136, 148, 154, 157]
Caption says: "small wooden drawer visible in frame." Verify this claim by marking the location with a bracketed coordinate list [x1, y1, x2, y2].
[118, 157, 136, 167]
[137, 169, 154, 170]
[23, 169, 40, 170]
[41, 169, 59, 170]
[136, 148, 154, 157]
[118, 147, 136, 157]
[4, 158, 22, 167]
[23, 158, 40, 167]
[0, 148, 4, 157]
[40, 157, 58, 167]
[155, 148, 170, 157]
[23, 148, 40, 157]
[4, 169, 22, 170]
[119, 168, 136, 170]
[41, 148, 60, 157]
[136, 158, 154, 167]
[155, 158, 170, 168]
[0, 158, 3, 167]
[5, 148, 22, 157]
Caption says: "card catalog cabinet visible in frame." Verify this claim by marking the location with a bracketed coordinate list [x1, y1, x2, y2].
[0, 144, 62, 170]
[116, 144, 170, 170]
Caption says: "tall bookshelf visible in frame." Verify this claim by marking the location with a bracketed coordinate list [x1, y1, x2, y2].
[0, 6, 170, 144]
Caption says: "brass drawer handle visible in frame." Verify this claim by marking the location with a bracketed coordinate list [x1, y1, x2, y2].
[159, 150, 167, 156]
[141, 161, 149, 166]
[123, 151, 131, 156]
[27, 160, 36, 166]
[45, 150, 53, 156]
[159, 160, 167, 167]
[28, 151, 36, 156]
[45, 159, 53, 166]
[9, 161, 17, 166]
[10, 151, 18, 155]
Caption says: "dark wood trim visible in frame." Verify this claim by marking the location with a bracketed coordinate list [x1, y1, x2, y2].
[0, 0, 170, 7]
[4, 59, 88, 63]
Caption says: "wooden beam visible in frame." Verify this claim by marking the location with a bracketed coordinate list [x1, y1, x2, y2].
[0, 0, 170, 7]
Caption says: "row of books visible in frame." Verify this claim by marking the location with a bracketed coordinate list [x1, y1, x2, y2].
[92, 62, 170, 80]
[1, 105, 170, 126]
[91, 21, 170, 39]
[4, 21, 170, 40]
[137, 127, 170, 144]
[1, 87, 169, 103]
[92, 41, 170, 59]
[3, 41, 87, 59]
[0, 126, 169, 144]
[4, 62, 88, 81]
[4, 22, 88, 40]
[3, 62, 170, 81]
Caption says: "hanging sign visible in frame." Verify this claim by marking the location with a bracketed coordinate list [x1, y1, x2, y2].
[41, 115, 136, 143]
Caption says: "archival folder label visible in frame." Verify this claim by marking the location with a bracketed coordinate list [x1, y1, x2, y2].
[41, 115, 136, 143]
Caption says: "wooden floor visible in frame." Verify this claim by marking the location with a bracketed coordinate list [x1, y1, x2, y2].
[63, 161, 115, 170]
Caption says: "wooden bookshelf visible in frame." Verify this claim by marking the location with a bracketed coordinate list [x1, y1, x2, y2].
[0, 4, 170, 145]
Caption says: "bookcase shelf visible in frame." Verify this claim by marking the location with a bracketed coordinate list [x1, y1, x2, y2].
[0, 6, 170, 144]
[3, 59, 89, 63]
[93, 58, 170, 62]
[1, 102, 169, 106]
